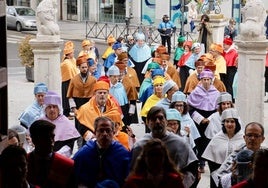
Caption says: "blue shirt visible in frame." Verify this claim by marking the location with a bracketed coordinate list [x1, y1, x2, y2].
[73, 140, 130, 187]
[158, 21, 176, 36]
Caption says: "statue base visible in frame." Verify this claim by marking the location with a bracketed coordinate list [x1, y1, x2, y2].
[36, 34, 61, 41]
[29, 38, 63, 95]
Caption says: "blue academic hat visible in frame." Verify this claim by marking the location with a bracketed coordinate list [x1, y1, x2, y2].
[34, 82, 48, 95]
[112, 41, 122, 50]
[171, 91, 187, 103]
[166, 108, 182, 121]
[87, 58, 95, 66]
[151, 68, 164, 78]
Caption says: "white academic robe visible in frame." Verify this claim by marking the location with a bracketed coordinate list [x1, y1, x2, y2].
[202, 130, 244, 165]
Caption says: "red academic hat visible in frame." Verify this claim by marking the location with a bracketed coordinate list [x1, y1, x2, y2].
[223, 38, 233, 46]
[98, 76, 110, 87]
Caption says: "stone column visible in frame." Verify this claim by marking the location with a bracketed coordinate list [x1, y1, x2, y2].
[235, 41, 268, 125]
[194, 14, 228, 44]
[30, 38, 63, 95]
[235, 0, 267, 125]
[30, 0, 63, 95]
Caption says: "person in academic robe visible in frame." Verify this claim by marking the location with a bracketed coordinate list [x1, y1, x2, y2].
[183, 58, 205, 94]
[75, 80, 122, 143]
[40, 91, 80, 158]
[107, 65, 129, 127]
[140, 76, 166, 128]
[115, 60, 140, 125]
[67, 54, 97, 111]
[204, 60, 226, 92]
[187, 69, 220, 173]
[128, 32, 152, 85]
[223, 37, 238, 101]
[202, 108, 244, 188]
[155, 79, 179, 110]
[204, 92, 237, 140]
[61, 41, 79, 119]
[160, 53, 181, 89]
[103, 41, 122, 73]
[19, 82, 48, 129]
[78, 39, 96, 60]
[209, 43, 227, 83]
[102, 34, 116, 61]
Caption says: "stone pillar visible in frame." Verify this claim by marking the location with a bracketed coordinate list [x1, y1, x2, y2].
[30, 38, 63, 95]
[195, 14, 228, 44]
[235, 41, 268, 125]
[31, 0, 63, 95]
[235, 0, 267, 125]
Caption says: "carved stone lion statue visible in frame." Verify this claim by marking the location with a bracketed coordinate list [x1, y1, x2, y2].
[36, 0, 60, 36]
[239, 0, 266, 41]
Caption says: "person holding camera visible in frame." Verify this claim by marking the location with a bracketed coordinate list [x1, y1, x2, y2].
[224, 18, 238, 40]
[158, 15, 176, 55]
[197, 14, 213, 53]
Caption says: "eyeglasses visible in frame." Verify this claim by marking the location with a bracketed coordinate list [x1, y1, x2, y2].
[245, 134, 263, 139]
[96, 128, 113, 134]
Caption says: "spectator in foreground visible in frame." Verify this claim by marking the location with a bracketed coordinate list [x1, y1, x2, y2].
[232, 148, 268, 188]
[73, 116, 130, 187]
[27, 119, 75, 188]
[0, 145, 34, 188]
[132, 106, 198, 187]
[124, 138, 184, 188]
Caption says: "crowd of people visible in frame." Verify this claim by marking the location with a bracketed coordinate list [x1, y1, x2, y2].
[1, 12, 268, 188]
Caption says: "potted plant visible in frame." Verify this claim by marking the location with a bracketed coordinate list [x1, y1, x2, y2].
[18, 35, 35, 82]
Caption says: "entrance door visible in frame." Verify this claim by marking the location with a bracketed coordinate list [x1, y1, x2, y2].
[67, 0, 77, 20]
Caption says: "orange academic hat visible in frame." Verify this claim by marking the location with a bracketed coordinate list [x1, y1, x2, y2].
[64, 41, 74, 49]
[117, 52, 128, 61]
[107, 34, 116, 44]
[200, 53, 215, 63]
[76, 54, 88, 66]
[115, 61, 127, 71]
[210, 43, 224, 54]
[93, 80, 110, 92]
[63, 44, 74, 55]
[81, 39, 91, 47]
[156, 45, 167, 54]
[204, 61, 216, 72]
[160, 53, 170, 61]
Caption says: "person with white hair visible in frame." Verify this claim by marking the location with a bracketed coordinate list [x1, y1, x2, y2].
[128, 32, 152, 85]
